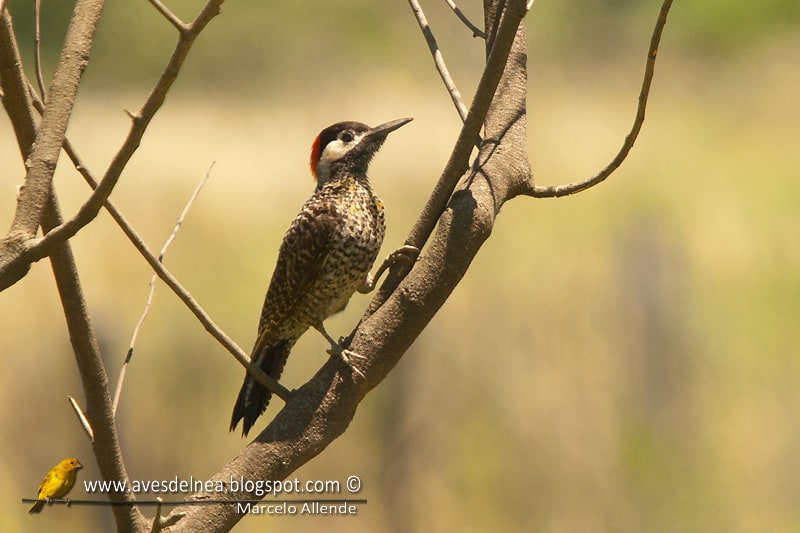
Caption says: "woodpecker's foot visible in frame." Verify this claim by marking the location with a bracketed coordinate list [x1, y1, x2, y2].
[326, 342, 366, 379]
[315, 323, 366, 378]
[359, 245, 421, 293]
[65, 498, 73, 508]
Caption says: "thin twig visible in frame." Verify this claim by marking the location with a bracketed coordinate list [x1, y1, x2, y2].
[444, 0, 486, 38]
[58, 141, 290, 401]
[68, 395, 95, 442]
[150, 497, 185, 532]
[529, 0, 673, 197]
[22, 78, 287, 401]
[406, 0, 525, 250]
[364, 0, 526, 319]
[17, 0, 226, 269]
[28, 104, 289, 400]
[148, 0, 187, 33]
[33, 0, 46, 98]
[408, 0, 471, 124]
[72, 154, 289, 403]
[112, 163, 215, 415]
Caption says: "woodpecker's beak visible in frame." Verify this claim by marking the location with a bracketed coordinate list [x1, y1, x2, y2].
[365, 117, 413, 141]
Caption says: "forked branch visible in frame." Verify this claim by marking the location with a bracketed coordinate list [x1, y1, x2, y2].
[528, 0, 674, 197]
[0, 0, 226, 291]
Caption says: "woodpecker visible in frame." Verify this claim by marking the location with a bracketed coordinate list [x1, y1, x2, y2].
[230, 117, 413, 436]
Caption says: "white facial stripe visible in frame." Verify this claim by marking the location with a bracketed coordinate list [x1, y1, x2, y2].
[316, 132, 366, 184]
[320, 139, 349, 163]
[320, 132, 366, 164]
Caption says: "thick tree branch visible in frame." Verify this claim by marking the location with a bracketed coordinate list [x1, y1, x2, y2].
[42, 193, 146, 532]
[8, 0, 103, 235]
[0, 0, 104, 288]
[0, 9, 38, 286]
[529, 0, 673, 197]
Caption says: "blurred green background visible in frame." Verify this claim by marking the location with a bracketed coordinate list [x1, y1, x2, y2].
[1, 1, 798, 531]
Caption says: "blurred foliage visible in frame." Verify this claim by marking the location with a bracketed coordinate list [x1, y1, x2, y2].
[1, 1, 799, 532]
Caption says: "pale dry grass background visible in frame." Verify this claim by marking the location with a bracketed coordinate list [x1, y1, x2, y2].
[1, 3, 799, 532]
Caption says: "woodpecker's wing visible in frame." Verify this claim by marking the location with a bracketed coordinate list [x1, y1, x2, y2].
[251, 197, 340, 350]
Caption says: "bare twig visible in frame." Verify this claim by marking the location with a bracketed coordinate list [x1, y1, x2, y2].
[2, 0, 226, 284]
[58, 142, 290, 401]
[408, 0, 470, 123]
[33, 0, 46, 99]
[406, 0, 526, 250]
[444, 0, 486, 38]
[362, 0, 526, 318]
[529, 0, 673, 197]
[68, 395, 95, 442]
[148, 0, 187, 33]
[150, 497, 184, 532]
[45, 121, 290, 401]
[0, 10, 37, 156]
[112, 163, 215, 415]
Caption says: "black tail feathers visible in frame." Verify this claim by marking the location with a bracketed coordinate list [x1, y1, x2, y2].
[229, 340, 292, 437]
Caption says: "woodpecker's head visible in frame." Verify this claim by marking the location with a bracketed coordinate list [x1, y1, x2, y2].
[310, 117, 413, 187]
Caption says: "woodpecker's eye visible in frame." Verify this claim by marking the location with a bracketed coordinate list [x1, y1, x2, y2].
[340, 131, 354, 143]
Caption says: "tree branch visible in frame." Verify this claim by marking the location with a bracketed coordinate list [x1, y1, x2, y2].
[113, 164, 214, 415]
[1, 6, 143, 529]
[164, 1, 531, 530]
[408, 0, 470, 122]
[50, 133, 291, 402]
[528, 0, 674, 197]
[33, 0, 46, 99]
[0, 0, 226, 291]
[3, 0, 104, 248]
[444, 0, 487, 38]
[0, 2, 99, 290]
[42, 192, 147, 532]
[362, 0, 527, 320]
[148, 0, 187, 33]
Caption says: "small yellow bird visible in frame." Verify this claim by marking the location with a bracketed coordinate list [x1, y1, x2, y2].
[29, 457, 82, 514]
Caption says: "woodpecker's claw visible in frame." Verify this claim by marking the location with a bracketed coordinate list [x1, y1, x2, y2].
[360, 245, 421, 293]
[326, 343, 367, 379]
[315, 323, 366, 379]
